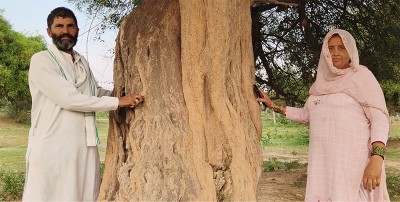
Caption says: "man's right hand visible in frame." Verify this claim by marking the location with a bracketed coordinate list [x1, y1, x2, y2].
[118, 95, 145, 108]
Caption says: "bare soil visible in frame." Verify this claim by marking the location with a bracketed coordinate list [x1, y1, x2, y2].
[256, 167, 307, 201]
[0, 115, 14, 125]
[256, 151, 307, 201]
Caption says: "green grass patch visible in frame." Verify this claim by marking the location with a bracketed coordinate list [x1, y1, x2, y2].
[386, 150, 400, 163]
[96, 118, 110, 158]
[389, 116, 400, 140]
[386, 140, 400, 173]
[0, 149, 27, 172]
[0, 169, 24, 201]
[263, 157, 307, 172]
[0, 118, 29, 171]
[261, 111, 309, 148]
[387, 175, 400, 201]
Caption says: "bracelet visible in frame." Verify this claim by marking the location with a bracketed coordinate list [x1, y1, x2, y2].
[371, 146, 386, 160]
[270, 105, 285, 115]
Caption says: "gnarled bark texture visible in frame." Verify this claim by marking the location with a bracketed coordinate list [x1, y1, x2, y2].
[98, 0, 262, 200]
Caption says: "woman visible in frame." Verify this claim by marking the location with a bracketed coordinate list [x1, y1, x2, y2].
[257, 29, 390, 201]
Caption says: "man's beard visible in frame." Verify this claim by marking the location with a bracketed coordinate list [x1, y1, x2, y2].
[51, 33, 78, 51]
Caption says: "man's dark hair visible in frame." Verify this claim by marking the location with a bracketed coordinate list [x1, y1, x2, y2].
[47, 7, 78, 28]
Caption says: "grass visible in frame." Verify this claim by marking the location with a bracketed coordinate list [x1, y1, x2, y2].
[263, 157, 306, 172]
[0, 169, 25, 201]
[1, 110, 400, 200]
[261, 112, 309, 160]
[387, 175, 400, 199]
[0, 110, 29, 172]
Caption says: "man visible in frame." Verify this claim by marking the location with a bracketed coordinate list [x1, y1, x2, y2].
[22, 7, 143, 201]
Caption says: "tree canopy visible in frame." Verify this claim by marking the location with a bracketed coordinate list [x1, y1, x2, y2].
[69, 0, 400, 113]
[0, 13, 47, 122]
[251, 0, 400, 113]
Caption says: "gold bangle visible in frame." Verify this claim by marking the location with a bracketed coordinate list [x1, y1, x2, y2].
[371, 146, 386, 160]
[270, 105, 285, 115]
[271, 105, 280, 113]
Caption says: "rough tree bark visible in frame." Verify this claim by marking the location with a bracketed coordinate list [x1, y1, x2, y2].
[99, 0, 262, 200]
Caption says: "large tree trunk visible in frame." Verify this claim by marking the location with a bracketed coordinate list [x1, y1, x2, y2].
[98, 0, 262, 200]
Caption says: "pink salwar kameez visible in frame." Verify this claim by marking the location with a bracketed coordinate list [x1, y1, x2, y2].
[286, 92, 390, 201]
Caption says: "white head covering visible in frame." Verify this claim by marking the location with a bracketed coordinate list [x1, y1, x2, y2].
[309, 29, 389, 118]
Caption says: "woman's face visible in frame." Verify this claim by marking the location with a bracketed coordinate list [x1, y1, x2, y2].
[328, 35, 350, 69]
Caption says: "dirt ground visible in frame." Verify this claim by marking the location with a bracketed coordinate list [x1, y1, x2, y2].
[256, 151, 307, 201]
[256, 168, 307, 201]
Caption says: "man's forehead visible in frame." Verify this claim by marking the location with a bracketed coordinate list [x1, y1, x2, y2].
[53, 17, 76, 24]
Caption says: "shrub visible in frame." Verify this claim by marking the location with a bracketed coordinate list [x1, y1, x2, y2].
[0, 169, 25, 201]
[263, 157, 306, 172]
[387, 175, 400, 201]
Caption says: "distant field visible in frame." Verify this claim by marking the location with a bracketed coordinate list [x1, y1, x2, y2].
[1, 111, 400, 200]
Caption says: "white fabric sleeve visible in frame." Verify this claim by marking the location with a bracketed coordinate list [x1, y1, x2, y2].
[29, 53, 118, 112]
[97, 86, 113, 97]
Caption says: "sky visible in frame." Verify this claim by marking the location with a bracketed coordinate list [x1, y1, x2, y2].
[1, 0, 117, 89]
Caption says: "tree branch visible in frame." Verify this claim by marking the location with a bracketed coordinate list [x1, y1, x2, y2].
[251, 0, 299, 7]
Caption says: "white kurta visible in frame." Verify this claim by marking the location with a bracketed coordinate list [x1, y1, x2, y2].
[23, 44, 118, 201]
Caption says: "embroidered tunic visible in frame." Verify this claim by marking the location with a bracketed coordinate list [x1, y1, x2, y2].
[23, 44, 118, 201]
[286, 93, 390, 201]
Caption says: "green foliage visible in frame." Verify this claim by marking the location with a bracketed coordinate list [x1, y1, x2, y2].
[100, 161, 105, 182]
[263, 157, 305, 172]
[252, 1, 400, 112]
[381, 80, 400, 114]
[67, 0, 142, 37]
[260, 131, 272, 147]
[0, 170, 25, 201]
[2, 104, 31, 124]
[387, 175, 400, 201]
[0, 14, 47, 122]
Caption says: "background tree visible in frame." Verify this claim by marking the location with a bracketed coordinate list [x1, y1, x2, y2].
[251, 0, 400, 112]
[67, 0, 141, 39]
[69, 0, 400, 113]
[0, 13, 47, 122]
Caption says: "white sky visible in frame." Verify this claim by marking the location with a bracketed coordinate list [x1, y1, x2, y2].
[0, 0, 117, 90]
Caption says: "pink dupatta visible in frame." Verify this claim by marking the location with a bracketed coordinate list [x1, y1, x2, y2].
[309, 29, 389, 119]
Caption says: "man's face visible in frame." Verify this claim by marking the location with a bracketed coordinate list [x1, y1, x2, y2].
[47, 17, 79, 52]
